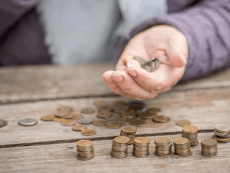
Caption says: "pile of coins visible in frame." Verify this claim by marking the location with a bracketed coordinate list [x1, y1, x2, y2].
[111, 136, 130, 159]
[154, 137, 174, 157]
[201, 139, 217, 157]
[213, 124, 230, 143]
[173, 137, 193, 157]
[76, 140, 94, 161]
[120, 126, 137, 144]
[133, 137, 150, 158]
[182, 125, 199, 146]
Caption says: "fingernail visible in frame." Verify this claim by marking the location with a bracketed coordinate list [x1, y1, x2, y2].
[114, 76, 124, 83]
[128, 70, 138, 77]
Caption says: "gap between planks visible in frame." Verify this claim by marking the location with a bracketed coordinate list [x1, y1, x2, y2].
[0, 129, 214, 149]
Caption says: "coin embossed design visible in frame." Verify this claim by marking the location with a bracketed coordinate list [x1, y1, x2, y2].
[152, 115, 170, 123]
[106, 122, 121, 129]
[78, 118, 93, 125]
[92, 119, 107, 126]
[81, 107, 95, 114]
[72, 124, 87, 131]
[176, 120, 191, 127]
[0, 119, 8, 128]
[41, 114, 55, 121]
[81, 129, 96, 136]
[18, 118, 37, 126]
[61, 120, 76, 126]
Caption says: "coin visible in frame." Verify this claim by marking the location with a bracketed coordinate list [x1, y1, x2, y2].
[72, 124, 87, 131]
[18, 118, 37, 126]
[106, 116, 119, 121]
[93, 100, 109, 108]
[176, 120, 191, 127]
[58, 106, 73, 112]
[173, 137, 189, 145]
[71, 113, 84, 120]
[111, 100, 127, 107]
[133, 56, 146, 65]
[81, 107, 95, 114]
[183, 125, 198, 133]
[147, 107, 161, 113]
[216, 124, 230, 133]
[130, 119, 145, 126]
[78, 118, 93, 125]
[41, 114, 55, 121]
[114, 136, 131, 144]
[128, 101, 145, 110]
[0, 119, 8, 128]
[81, 129, 96, 136]
[77, 140, 93, 147]
[61, 120, 76, 126]
[53, 118, 67, 122]
[54, 110, 68, 118]
[152, 115, 170, 123]
[134, 137, 150, 144]
[97, 110, 112, 119]
[106, 122, 121, 129]
[212, 134, 230, 143]
[77, 140, 94, 160]
[92, 119, 107, 126]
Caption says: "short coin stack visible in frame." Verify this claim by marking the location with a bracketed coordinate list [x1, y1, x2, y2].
[154, 137, 174, 157]
[76, 140, 94, 161]
[133, 137, 150, 158]
[111, 136, 130, 159]
[212, 124, 230, 143]
[173, 137, 193, 157]
[182, 125, 199, 146]
[201, 139, 217, 157]
[120, 126, 137, 144]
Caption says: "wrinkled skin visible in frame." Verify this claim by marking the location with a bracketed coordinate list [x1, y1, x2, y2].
[102, 25, 188, 100]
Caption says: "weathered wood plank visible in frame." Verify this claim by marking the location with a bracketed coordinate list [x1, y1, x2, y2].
[0, 65, 230, 103]
[1, 87, 230, 146]
[1, 133, 230, 173]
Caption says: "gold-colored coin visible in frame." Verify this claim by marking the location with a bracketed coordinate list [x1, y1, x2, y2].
[130, 119, 145, 126]
[147, 107, 161, 113]
[152, 115, 170, 123]
[176, 120, 191, 127]
[58, 106, 73, 112]
[183, 125, 198, 133]
[134, 137, 150, 144]
[53, 118, 67, 122]
[61, 120, 76, 126]
[114, 136, 130, 144]
[72, 124, 87, 131]
[92, 119, 107, 126]
[93, 100, 109, 108]
[77, 140, 93, 147]
[54, 110, 68, 118]
[106, 122, 121, 129]
[173, 137, 189, 145]
[81, 107, 95, 114]
[81, 129, 96, 136]
[41, 114, 55, 121]
[70, 113, 84, 120]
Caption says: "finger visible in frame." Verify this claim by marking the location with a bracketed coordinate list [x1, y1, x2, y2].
[111, 70, 157, 100]
[115, 57, 127, 70]
[126, 59, 141, 68]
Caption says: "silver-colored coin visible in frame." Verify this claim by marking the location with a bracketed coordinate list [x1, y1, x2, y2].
[0, 119, 8, 128]
[216, 124, 230, 132]
[18, 118, 37, 126]
[143, 59, 160, 72]
[78, 118, 93, 125]
[133, 56, 146, 65]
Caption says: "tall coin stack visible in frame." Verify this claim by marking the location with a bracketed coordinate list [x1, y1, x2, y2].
[76, 140, 94, 161]
[154, 137, 174, 157]
[133, 137, 150, 158]
[182, 125, 199, 146]
[173, 137, 193, 157]
[201, 139, 217, 157]
[212, 124, 230, 143]
[111, 136, 130, 159]
[120, 126, 137, 144]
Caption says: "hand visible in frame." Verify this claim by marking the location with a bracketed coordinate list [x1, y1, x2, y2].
[102, 25, 188, 100]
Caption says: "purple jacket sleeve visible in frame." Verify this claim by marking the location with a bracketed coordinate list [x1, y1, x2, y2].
[115, 0, 230, 82]
[0, 0, 38, 37]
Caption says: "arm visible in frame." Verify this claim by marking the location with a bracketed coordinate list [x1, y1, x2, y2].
[115, 0, 230, 82]
[0, 0, 38, 37]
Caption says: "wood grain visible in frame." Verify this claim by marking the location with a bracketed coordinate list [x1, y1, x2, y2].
[1, 87, 230, 147]
[0, 65, 230, 104]
[1, 133, 230, 173]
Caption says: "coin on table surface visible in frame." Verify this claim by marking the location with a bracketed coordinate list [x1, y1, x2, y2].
[130, 119, 145, 126]
[106, 122, 121, 129]
[54, 110, 69, 118]
[128, 101, 145, 110]
[152, 115, 170, 123]
[78, 118, 93, 125]
[18, 118, 37, 126]
[72, 124, 87, 131]
[81, 107, 95, 114]
[70, 113, 84, 120]
[41, 114, 55, 121]
[53, 118, 67, 122]
[176, 120, 191, 127]
[58, 106, 73, 112]
[106, 116, 119, 121]
[97, 110, 112, 119]
[93, 100, 109, 108]
[0, 119, 8, 128]
[92, 119, 107, 126]
[216, 124, 230, 133]
[61, 120, 76, 126]
[212, 134, 230, 143]
[147, 107, 161, 113]
[81, 129, 96, 136]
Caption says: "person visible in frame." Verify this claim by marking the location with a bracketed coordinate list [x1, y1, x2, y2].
[1, 0, 230, 100]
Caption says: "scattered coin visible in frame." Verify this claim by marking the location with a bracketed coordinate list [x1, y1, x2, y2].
[72, 124, 87, 131]
[93, 100, 109, 109]
[54, 110, 69, 118]
[61, 120, 76, 126]
[147, 107, 161, 113]
[81, 129, 96, 136]
[176, 120, 191, 127]
[58, 106, 73, 112]
[152, 115, 170, 123]
[0, 119, 8, 128]
[111, 100, 127, 107]
[113, 105, 128, 113]
[81, 107, 95, 114]
[92, 119, 107, 126]
[70, 113, 84, 120]
[128, 101, 145, 110]
[41, 114, 55, 121]
[130, 119, 145, 126]
[53, 118, 67, 122]
[106, 122, 121, 129]
[78, 118, 93, 125]
[121, 108, 136, 117]
[18, 118, 37, 126]
[97, 110, 112, 119]
[106, 116, 119, 121]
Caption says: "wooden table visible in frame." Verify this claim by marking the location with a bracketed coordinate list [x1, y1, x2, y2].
[1, 64, 230, 173]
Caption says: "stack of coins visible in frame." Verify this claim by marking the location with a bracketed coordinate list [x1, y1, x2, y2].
[182, 125, 199, 146]
[154, 137, 174, 157]
[111, 136, 130, 159]
[120, 126, 137, 144]
[133, 137, 150, 158]
[212, 124, 230, 142]
[173, 137, 193, 157]
[76, 140, 94, 161]
[201, 139, 217, 157]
